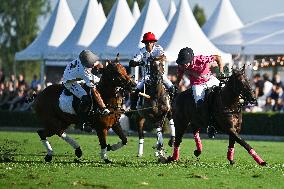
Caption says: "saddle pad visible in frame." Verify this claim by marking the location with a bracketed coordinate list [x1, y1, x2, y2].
[59, 91, 76, 115]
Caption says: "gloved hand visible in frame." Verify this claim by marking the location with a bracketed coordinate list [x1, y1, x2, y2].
[218, 72, 226, 79]
[129, 60, 138, 67]
[101, 108, 111, 115]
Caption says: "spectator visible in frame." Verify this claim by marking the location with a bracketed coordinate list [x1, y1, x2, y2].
[0, 68, 5, 84]
[30, 74, 40, 90]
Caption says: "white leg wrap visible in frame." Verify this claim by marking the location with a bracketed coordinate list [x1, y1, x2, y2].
[61, 132, 80, 149]
[138, 139, 144, 156]
[169, 119, 175, 137]
[41, 140, 53, 156]
[111, 141, 123, 151]
[100, 147, 108, 160]
[156, 127, 163, 145]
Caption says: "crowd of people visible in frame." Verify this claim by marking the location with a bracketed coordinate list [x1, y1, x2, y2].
[0, 66, 284, 113]
[248, 72, 284, 112]
[1, 69, 284, 114]
[0, 68, 43, 112]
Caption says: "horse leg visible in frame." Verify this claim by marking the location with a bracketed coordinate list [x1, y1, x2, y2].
[137, 117, 145, 157]
[109, 122, 127, 151]
[227, 127, 266, 166]
[168, 118, 175, 147]
[37, 129, 54, 162]
[227, 135, 236, 165]
[169, 119, 188, 161]
[96, 128, 111, 163]
[60, 132, 82, 158]
[193, 128, 203, 157]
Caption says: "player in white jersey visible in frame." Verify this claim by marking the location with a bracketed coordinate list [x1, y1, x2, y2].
[63, 50, 110, 131]
[128, 32, 176, 110]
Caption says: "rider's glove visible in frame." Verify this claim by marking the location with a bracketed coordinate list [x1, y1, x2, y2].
[101, 108, 111, 115]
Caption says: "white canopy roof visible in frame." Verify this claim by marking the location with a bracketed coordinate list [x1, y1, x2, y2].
[243, 29, 284, 55]
[158, 0, 232, 63]
[212, 13, 284, 54]
[166, 0, 176, 22]
[132, 1, 141, 21]
[89, 0, 135, 58]
[15, 0, 75, 61]
[45, 0, 106, 60]
[98, 2, 106, 18]
[202, 0, 243, 39]
[113, 0, 168, 59]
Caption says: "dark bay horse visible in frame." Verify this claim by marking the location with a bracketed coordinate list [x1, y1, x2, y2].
[33, 60, 135, 163]
[135, 58, 174, 161]
[170, 65, 267, 166]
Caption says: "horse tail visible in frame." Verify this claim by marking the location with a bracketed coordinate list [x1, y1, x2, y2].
[25, 93, 38, 104]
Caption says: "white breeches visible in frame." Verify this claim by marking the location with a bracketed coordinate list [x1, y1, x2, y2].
[136, 75, 173, 90]
[63, 82, 87, 99]
[192, 75, 220, 103]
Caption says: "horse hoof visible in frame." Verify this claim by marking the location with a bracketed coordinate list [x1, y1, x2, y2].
[194, 150, 201, 157]
[106, 144, 112, 151]
[229, 160, 235, 165]
[168, 137, 175, 147]
[75, 147, 82, 158]
[260, 162, 267, 166]
[158, 156, 167, 164]
[167, 156, 176, 162]
[137, 154, 143, 157]
[44, 154, 52, 162]
[104, 159, 112, 164]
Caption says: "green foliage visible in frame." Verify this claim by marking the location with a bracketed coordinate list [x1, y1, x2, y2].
[0, 132, 283, 189]
[0, 0, 50, 75]
[98, 0, 145, 16]
[193, 4, 206, 27]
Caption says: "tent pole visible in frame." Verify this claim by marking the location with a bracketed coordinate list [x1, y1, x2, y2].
[40, 60, 46, 88]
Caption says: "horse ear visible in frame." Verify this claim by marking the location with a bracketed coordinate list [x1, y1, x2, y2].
[241, 63, 246, 73]
[116, 53, 120, 63]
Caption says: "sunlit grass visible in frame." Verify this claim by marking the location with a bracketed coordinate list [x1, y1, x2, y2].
[0, 131, 283, 189]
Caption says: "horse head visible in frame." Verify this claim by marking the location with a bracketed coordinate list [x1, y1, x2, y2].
[229, 64, 257, 105]
[100, 55, 136, 92]
[148, 56, 165, 86]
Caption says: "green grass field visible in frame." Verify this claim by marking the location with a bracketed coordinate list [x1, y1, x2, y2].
[0, 131, 283, 189]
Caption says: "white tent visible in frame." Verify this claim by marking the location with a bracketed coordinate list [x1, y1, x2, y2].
[212, 13, 284, 54]
[132, 1, 141, 21]
[45, 0, 106, 60]
[113, 0, 168, 59]
[98, 2, 106, 18]
[166, 0, 176, 22]
[15, 0, 75, 61]
[158, 0, 232, 64]
[88, 0, 135, 58]
[243, 29, 284, 55]
[202, 0, 243, 39]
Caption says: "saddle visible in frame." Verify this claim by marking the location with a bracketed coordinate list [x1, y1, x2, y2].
[59, 85, 94, 116]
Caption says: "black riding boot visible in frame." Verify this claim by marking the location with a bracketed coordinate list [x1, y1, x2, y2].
[130, 89, 140, 110]
[125, 89, 140, 117]
[77, 95, 92, 133]
[196, 99, 215, 138]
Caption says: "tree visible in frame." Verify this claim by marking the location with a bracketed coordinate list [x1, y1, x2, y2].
[98, 0, 145, 16]
[0, 0, 50, 79]
[193, 4, 206, 27]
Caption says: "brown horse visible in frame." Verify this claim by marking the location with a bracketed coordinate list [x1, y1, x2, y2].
[33, 60, 135, 163]
[135, 58, 174, 161]
[169, 65, 267, 166]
